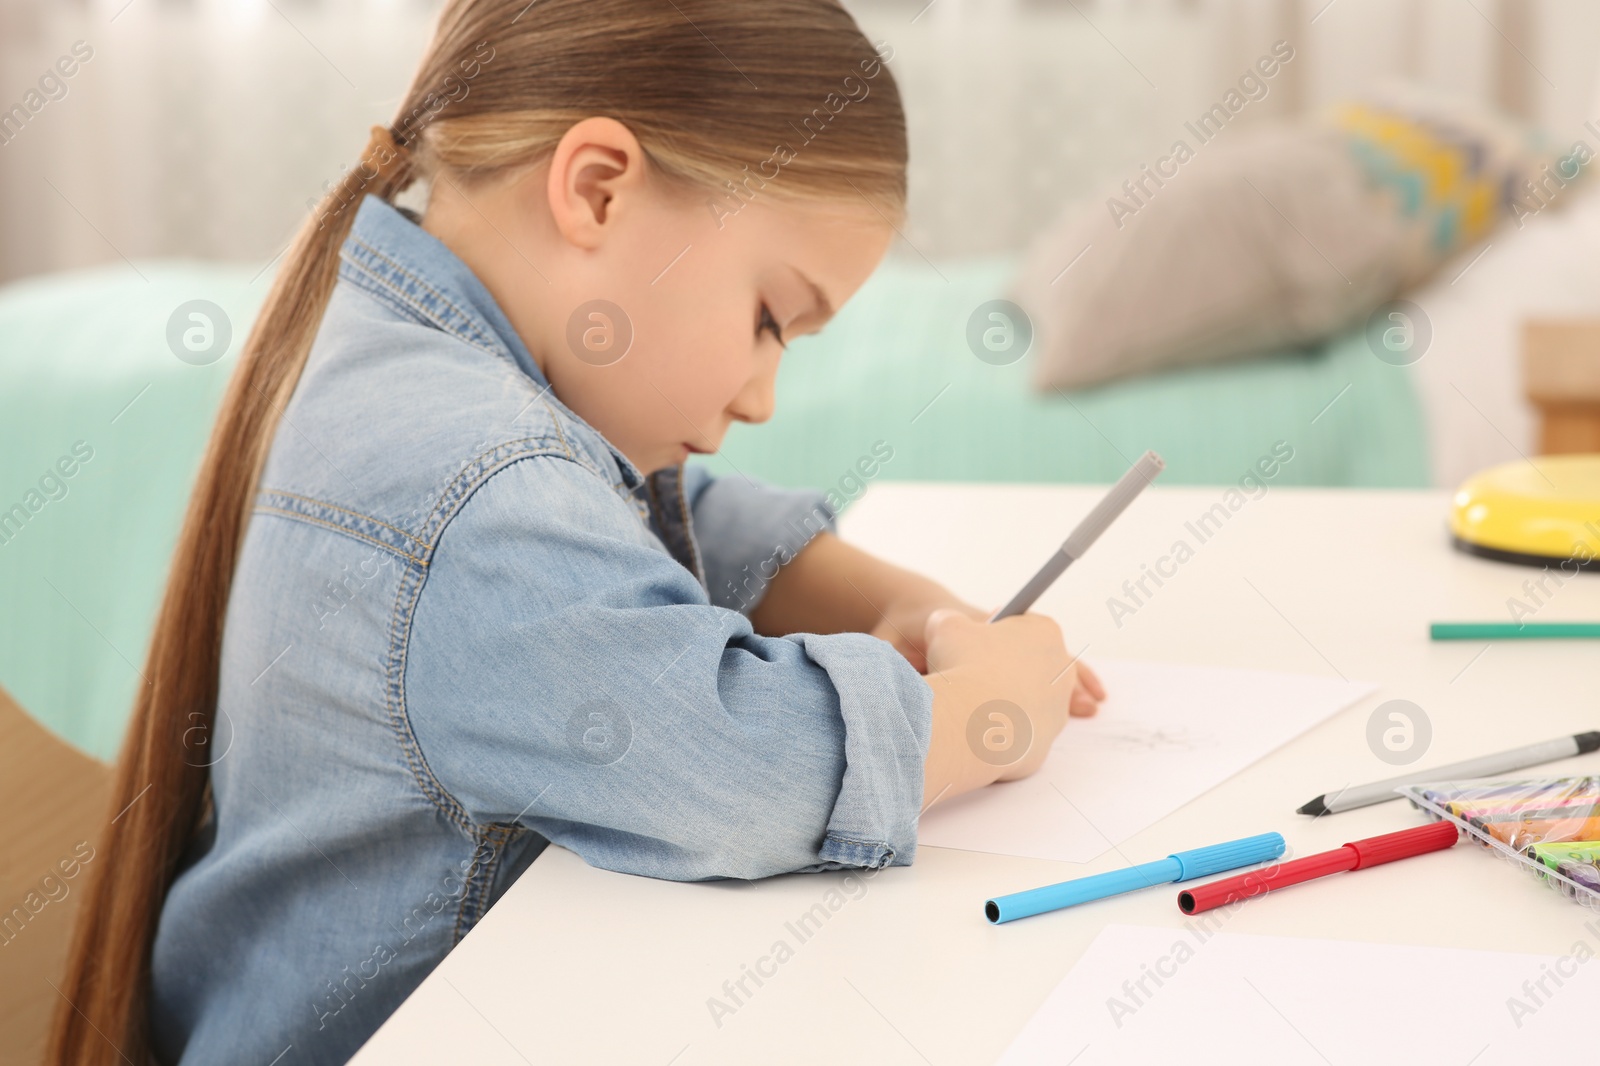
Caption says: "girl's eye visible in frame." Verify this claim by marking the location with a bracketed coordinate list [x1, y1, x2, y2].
[758, 303, 786, 348]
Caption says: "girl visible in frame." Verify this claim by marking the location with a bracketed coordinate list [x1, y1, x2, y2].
[51, 2, 1102, 1063]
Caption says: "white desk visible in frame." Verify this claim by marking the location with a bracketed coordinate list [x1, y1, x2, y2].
[353, 485, 1600, 1064]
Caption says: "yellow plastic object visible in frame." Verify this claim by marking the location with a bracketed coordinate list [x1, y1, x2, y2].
[1450, 456, 1600, 568]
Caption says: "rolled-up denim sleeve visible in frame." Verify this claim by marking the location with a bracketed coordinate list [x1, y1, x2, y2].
[680, 462, 836, 614]
[404, 455, 931, 881]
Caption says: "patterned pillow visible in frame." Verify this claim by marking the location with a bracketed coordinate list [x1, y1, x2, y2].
[1014, 88, 1581, 390]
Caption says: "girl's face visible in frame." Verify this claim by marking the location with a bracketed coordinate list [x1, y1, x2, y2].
[423, 117, 895, 475]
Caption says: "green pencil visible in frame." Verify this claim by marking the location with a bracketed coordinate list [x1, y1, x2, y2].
[1431, 622, 1600, 640]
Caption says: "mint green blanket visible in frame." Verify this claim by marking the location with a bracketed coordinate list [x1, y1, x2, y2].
[709, 256, 1428, 490]
[0, 258, 1426, 758]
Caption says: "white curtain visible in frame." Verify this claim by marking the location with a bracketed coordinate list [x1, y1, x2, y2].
[0, 0, 434, 283]
[1, 0, 1595, 282]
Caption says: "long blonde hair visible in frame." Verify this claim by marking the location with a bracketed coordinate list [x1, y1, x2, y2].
[49, 2, 905, 1061]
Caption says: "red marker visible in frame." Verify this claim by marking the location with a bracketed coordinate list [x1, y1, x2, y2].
[1177, 821, 1459, 915]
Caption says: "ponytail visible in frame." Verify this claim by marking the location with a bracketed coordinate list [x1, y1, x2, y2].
[46, 132, 416, 1066]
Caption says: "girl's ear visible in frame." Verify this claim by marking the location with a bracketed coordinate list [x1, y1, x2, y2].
[545, 116, 645, 249]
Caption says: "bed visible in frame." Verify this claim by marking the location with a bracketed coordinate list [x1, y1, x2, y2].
[0, 248, 1426, 762]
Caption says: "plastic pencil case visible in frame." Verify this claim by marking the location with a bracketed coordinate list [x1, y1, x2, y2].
[1402, 775, 1600, 912]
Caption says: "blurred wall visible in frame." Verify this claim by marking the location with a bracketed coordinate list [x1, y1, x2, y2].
[1, 0, 1598, 284]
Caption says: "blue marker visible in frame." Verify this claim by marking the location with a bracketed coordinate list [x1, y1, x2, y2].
[984, 832, 1285, 924]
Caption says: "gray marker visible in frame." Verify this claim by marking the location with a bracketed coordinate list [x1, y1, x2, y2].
[988, 450, 1165, 622]
[1298, 730, 1600, 816]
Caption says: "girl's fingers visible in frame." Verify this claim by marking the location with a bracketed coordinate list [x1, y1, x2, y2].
[1077, 661, 1107, 701]
[1069, 686, 1099, 717]
[868, 618, 927, 673]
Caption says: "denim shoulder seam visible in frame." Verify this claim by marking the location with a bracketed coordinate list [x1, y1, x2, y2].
[253, 502, 430, 569]
[540, 399, 641, 504]
[537, 391, 577, 461]
[383, 557, 472, 834]
[248, 489, 466, 829]
[413, 430, 611, 542]
[265, 488, 429, 551]
[394, 444, 635, 841]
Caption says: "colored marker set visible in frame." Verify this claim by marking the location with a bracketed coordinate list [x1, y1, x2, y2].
[1530, 842, 1600, 901]
[1402, 775, 1600, 912]
[984, 771, 1600, 924]
[984, 821, 1460, 924]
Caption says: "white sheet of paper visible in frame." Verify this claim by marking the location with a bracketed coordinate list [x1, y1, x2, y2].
[916, 659, 1373, 863]
[1000, 923, 1599, 1065]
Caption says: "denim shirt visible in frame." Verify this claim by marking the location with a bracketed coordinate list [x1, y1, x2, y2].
[148, 195, 933, 1065]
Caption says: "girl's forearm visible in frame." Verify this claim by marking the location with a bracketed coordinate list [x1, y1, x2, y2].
[747, 530, 947, 638]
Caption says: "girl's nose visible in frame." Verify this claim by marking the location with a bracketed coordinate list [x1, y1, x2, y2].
[727, 355, 779, 425]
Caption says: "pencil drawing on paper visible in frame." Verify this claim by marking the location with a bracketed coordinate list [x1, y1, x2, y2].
[1092, 721, 1212, 752]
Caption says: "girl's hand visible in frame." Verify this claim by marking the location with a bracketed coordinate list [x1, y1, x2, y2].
[866, 587, 985, 673]
[919, 609, 1090, 803]
[869, 586, 1105, 717]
